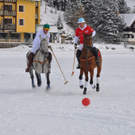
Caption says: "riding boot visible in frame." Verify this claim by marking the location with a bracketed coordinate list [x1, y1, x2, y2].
[91, 47, 100, 66]
[76, 49, 82, 69]
[47, 52, 52, 73]
[25, 52, 35, 72]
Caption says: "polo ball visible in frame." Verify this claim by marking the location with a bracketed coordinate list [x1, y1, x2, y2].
[82, 98, 90, 106]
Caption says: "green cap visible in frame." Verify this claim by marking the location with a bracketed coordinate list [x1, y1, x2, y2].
[43, 24, 50, 30]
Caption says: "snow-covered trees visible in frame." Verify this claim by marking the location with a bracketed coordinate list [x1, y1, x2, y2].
[118, 0, 131, 14]
[64, 1, 87, 30]
[63, 0, 127, 43]
[132, 6, 135, 13]
[57, 13, 63, 29]
[84, 0, 126, 43]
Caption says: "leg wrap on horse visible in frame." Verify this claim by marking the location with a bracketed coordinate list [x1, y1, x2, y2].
[47, 52, 52, 73]
[25, 52, 35, 72]
[91, 47, 100, 66]
[47, 52, 52, 64]
[76, 49, 82, 64]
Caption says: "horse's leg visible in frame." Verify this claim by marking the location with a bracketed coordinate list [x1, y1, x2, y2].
[29, 68, 35, 88]
[83, 71, 88, 95]
[89, 69, 95, 89]
[96, 65, 101, 92]
[35, 71, 42, 87]
[79, 69, 83, 89]
[46, 72, 50, 89]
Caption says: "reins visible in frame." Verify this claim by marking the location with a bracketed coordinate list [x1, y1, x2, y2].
[80, 35, 95, 62]
[79, 56, 95, 61]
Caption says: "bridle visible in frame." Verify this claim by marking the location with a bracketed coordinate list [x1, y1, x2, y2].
[83, 34, 93, 51]
[82, 34, 94, 72]
[40, 47, 48, 56]
[39, 41, 49, 57]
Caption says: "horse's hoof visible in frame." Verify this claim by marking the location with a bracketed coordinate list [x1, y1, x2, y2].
[91, 84, 95, 89]
[37, 82, 42, 87]
[46, 84, 50, 90]
[80, 85, 83, 89]
[32, 81, 36, 88]
[38, 83, 41, 87]
[83, 88, 87, 94]
[32, 85, 36, 88]
[96, 83, 100, 92]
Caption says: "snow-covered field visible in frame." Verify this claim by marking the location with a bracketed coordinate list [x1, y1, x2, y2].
[0, 43, 135, 135]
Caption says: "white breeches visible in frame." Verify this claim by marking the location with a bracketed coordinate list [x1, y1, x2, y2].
[78, 43, 96, 51]
[31, 44, 40, 54]
[78, 44, 83, 51]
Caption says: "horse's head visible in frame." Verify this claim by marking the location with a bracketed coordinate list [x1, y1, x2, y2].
[40, 37, 49, 56]
[83, 33, 92, 50]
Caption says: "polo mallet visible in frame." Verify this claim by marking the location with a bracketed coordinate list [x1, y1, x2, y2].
[71, 49, 76, 76]
[49, 46, 68, 84]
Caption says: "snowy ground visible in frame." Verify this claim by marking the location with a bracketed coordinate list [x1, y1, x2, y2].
[0, 43, 135, 135]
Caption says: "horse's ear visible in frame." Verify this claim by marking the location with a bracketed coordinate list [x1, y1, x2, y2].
[83, 32, 86, 36]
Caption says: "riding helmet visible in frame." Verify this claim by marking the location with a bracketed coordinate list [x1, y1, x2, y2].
[78, 18, 85, 23]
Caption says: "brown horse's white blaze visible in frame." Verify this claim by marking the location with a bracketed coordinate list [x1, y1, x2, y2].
[79, 33, 102, 94]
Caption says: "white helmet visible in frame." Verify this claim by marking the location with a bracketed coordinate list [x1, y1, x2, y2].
[77, 18, 85, 23]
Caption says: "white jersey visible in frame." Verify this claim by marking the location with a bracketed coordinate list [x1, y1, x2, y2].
[31, 30, 50, 54]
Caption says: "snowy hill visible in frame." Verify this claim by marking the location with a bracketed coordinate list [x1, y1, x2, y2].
[40, 1, 74, 35]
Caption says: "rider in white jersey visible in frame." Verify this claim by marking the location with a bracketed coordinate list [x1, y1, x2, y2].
[25, 24, 52, 72]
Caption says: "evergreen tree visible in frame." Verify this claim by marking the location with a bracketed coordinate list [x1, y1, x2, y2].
[84, 0, 125, 43]
[64, 0, 87, 30]
[132, 6, 135, 13]
[57, 13, 63, 29]
[118, 0, 131, 14]
[64, 1, 73, 25]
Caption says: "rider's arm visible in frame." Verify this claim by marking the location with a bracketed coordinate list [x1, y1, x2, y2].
[92, 31, 96, 37]
[88, 26, 96, 37]
[31, 31, 41, 54]
[75, 36, 79, 44]
[74, 28, 79, 44]
[47, 33, 50, 43]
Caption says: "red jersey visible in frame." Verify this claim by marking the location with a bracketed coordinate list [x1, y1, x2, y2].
[75, 26, 94, 44]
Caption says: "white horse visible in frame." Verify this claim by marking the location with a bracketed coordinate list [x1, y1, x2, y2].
[26, 38, 51, 89]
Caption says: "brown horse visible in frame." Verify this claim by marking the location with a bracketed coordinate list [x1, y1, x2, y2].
[79, 33, 102, 94]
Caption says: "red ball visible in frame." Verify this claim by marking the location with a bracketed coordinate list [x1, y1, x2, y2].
[82, 98, 90, 106]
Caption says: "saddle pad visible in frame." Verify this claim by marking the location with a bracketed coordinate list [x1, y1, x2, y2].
[98, 51, 100, 56]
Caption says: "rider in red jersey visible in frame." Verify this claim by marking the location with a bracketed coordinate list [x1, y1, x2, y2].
[74, 18, 100, 68]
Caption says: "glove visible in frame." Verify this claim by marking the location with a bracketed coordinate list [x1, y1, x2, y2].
[48, 46, 51, 49]
[74, 44, 77, 49]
